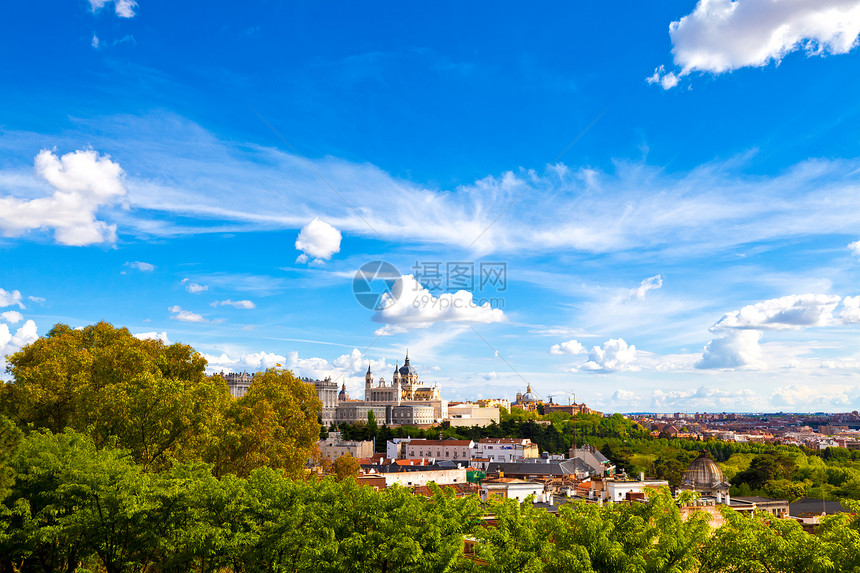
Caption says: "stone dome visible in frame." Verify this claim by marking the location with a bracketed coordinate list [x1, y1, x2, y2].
[683, 455, 727, 487]
[519, 384, 542, 403]
[398, 353, 417, 377]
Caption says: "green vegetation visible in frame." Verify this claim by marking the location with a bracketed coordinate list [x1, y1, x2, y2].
[1, 432, 859, 572]
[3, 322, 860, 571]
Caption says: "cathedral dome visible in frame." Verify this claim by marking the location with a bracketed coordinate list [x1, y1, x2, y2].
[398, 353, 417, 377]
[683, 454, 727, 487]
[519, 384, 542, 403]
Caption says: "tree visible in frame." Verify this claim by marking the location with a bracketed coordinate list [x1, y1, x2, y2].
[208, 369, 321, 478]
[699, 505, 834, 573]
[332, 453, 361, 480]
[3, 322, 227, 470]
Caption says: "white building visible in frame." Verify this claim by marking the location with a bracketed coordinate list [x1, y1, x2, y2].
[476, 438, 539, 463]
[445, 403, 501, 427]
[404, 439, 475, 461]
[480, 477, 553, 504]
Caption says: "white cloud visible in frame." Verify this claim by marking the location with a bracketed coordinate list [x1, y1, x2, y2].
[0, 320, 38, 358]
[181, 278, 208, 293]
[652, 0, 860, 88]
[203, 351, 285, 373]
[696, 329, 766, 370]
[134, 331, 169, 344]
[612, 389, 638, 401]
[646, 65, 679, 89]
[25, 113, 860, 259]
[295, 218, 342, 263]
[0, 289, 24, 309]
[771, 384, 858, 408]
[849, 240, 860, 256]
[91, 34, 100, 49]
[202, 347, 389, 401]
[651, 386, 760, 411]
[114, 0, 137, 18]
[580, 338, 639, 373]
[550, 339, 587, 355]
[628, 274, 663, 301]
[712, 294, 842, 331]
[125, 260, 155, 272]
[89, 0, 137, 18]
[168, 305, 206, 323]
[373, 274, 506, 328]
[212, 299, 256, 309]
[1, 311, 23, 324]
[27, 296, 44, 304]
[0, 149, 125, 246]
[840, 295, 860, 323]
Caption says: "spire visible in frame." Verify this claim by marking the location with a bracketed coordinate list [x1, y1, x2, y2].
[404, 349, 410, 364]
[367, 364, 372, 375]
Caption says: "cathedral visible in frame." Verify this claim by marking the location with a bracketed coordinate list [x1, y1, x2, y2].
[324, 351, 446, 427]
[219, 351, 447, 427]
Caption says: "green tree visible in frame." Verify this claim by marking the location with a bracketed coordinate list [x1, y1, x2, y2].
[699, 505, 834, 573]
[209, 368, 321, 478]
[3, 322, 227, 470]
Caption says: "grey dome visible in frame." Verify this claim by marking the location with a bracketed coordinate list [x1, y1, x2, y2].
[519, 384, 542, 403]
[683, 455, 727, 487]
[399, 353, 417, 377]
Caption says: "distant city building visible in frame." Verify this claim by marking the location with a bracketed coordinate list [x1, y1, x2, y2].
[512, 384, 543, 412]
[569, 445, 615, 477]
[316, 436, 374, 462]
[477, 398, 511, 411]
[445, 403, 501, 427]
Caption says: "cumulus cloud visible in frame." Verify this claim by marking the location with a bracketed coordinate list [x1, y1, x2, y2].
[849, 240, 860, 256]
[134, 331, 169, 344]
[373, 274, 506, 328]
[613, 389, 638, 401]
[202, 347, 388, 400]
[841, 296, 860, 324]
[651, 0, 860, 88]
[550, 339, 587, 355]
[212, 299, 256, 309]
[1, 311, 23, 324]
[89, 0, 137, 18]
[181, 278, 208, 293]
[0, 289, 24, 309]
[168, 305, 206, 323]
[0, 319, 38, 358]
[696, 329, 766, 370]
[0, 149, 125, 246]
[580, 338, 639, 372]
[628, 274, 663, 301]
[712, 294, 842, 331]
[771, 384, 858, 408]
[126, 261, 155, 272]
[651, 386, 759, 411]
[295, 218, 342, 263]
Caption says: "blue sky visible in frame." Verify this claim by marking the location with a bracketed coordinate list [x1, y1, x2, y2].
[5, 1, 860, 412]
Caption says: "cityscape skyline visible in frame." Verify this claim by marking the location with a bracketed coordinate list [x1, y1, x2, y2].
[5, 1, 860, 412]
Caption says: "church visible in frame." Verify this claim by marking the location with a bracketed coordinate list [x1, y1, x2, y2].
[319, 352, 447, 427]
